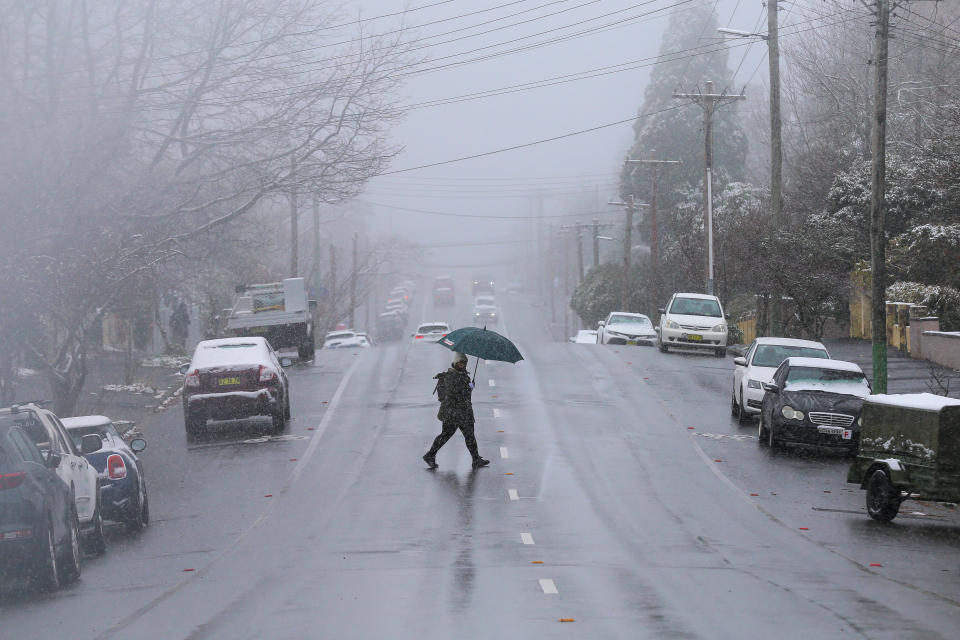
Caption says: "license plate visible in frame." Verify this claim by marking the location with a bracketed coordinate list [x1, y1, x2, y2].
[626, 340, 637, 346]
[219, 376, 241, 386]
[685, 334, 702, 342]
[817, 426, 843, 436]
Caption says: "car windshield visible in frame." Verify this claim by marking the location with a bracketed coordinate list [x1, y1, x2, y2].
[784, 367, 870, 395]
[418, 325, 448, 333]
[752, 345, 828, 368]
[475, 297, 495, 306]
[669, 297, 722, 317]
[65, 425, 110, 449]
[609, 314, 650, 327]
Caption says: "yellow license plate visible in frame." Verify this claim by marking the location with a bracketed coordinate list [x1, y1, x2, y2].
[686, 334, 702, 341]
[219, 376, 241, 385]
[626, 340, 637, 346]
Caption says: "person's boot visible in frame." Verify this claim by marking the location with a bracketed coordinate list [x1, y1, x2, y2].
[472, 457, 490, 469]
[423, 453, 438, 469]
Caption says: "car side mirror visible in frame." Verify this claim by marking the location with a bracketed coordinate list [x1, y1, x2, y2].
[658, 308, 665, 315]
[762, 382, 780, 394]
[44, 451, 62, 469]
[130, 438, 147, 453]
[280, 357, 293, 368]
[597, 321, 605, 327]
[81, 433, 103, 455]
[733, 357, 746, 367]
[725, 313, 731, 320]
[179, 363, 190, 375]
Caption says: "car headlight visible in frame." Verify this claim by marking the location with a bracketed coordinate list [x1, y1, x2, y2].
[491, 313, 496, 317]
[666, 320, 679, 329]
[747, 379, 762, 389]
[712, 323, 727, 332]
[857, 416, 862, 427]
[781, 405, 804, 421]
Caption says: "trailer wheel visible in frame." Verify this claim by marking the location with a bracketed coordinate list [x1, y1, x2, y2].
[866, 469, 900, 522]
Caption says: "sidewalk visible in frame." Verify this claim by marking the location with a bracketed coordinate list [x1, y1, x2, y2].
[72, 351, 186, 423]
[821, 338, 960, 397]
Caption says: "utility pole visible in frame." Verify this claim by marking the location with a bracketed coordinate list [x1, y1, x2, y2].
[674, 81, 746, 295]
[289, 157, 299, 277]
[627, 158, 681, 312]
[563, 228, 570, 339]
[350, 231, 358, 329]
[329, 244, 337, 326]
[311, 194, 321, 291]
[576, 227, 585, 283]
[592, 219, 600, 267]
[607, 194, 649, 311]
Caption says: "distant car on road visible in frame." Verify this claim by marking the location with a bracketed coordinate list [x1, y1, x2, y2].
[0, 411, 83, 590]
[61, 416, 149, 532]
[657, 293, 728, 356]
[759, 357, 870, 453]
[376, 311, 405, 342]
[355, 332, 374, 347]
[413, 322, 451, 343]
[731, 337, 830, 423]
[570, 329, 598, 344]
[472, 275, 495, 296]
[323, 330, 361, 349]
[472, 295, 498, 325]
[433, 275, 455, 306]
[180, 337, 291, 440]
[596, 312, 656, 345]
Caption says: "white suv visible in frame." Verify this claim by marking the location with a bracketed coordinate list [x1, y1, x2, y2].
[656, 293, 728, 356]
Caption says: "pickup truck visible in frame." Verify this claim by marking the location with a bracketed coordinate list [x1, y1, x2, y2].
[225, 278, 316, 360]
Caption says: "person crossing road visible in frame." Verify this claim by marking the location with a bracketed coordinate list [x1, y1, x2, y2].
[423, 351, 490, 470]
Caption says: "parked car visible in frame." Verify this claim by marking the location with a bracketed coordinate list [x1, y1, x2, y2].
[656, 293, 729, 356]
[597, 312, 657, 345]
[355, 332, 374, 347]
[180, 337, 292, 439]
[570, 329, 598, 344]
[6, 404, 106, 556]
[61, 416, 149, 532]
[413, 322, 451, 343]
[848, 393, 960, 521]
[758, 358, 870, 452]
[472, 296, 498, 325]
[433, 275, 456, 306]
[731, 338, 830, 423]
[384, 299, 409, 321]
[323, 330, 361, 349]
[389, 286, 411, 303]
[0, 410, 83, 590]
[472, 275, 496, 296]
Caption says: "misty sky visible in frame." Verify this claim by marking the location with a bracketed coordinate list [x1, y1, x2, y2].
[346, 0, 767, 259]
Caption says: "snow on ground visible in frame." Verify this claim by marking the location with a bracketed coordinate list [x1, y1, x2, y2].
[141, 355, 189, 368]
[102, 383, 157, 394]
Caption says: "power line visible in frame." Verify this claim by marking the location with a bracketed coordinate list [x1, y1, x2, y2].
[356, 199, 625, 220]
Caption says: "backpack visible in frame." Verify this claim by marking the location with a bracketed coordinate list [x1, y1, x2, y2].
[432, 371, 448, 402]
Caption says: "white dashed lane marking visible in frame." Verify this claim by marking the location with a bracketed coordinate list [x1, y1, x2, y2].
[500, 447, 509, 459]
[493, 408, 501, 418]
[520, 532, 535, 545]
[539, 579, 558, 594]
[508, 489, 519, 501]
[488, 379, 496, 387]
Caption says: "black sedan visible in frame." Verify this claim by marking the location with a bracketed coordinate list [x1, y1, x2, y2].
[0, 413, 82, 590]
[758, 357, 871, 453]
[61, 416, 149, 532]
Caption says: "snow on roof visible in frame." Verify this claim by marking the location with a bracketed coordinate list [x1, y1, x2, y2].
[672, 292, 720, 300]
[754, 337, 827, 348]
[418, 322, 450, 328]
[190, 337, 270, 368]
[866, 393, 960, 411]
[609, 312, 649, 319]
[61, 415, 112, 430]
[785, 357, 863, 373]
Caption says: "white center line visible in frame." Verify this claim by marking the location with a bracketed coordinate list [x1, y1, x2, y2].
[500, 447, 509, 459]
[493, 408, 501, 418]
[488, 379, 496, 387]
[539, 579, 558, 595]
[508, 489, 519, 501]
[520, 532, 535, 545]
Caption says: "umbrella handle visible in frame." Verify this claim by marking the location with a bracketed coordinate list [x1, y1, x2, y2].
[472, 356, 480, 384]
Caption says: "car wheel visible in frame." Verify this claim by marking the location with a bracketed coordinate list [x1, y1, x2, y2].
[866, 469, 901, 522]
[736, 392, 749, 424]
[86, 495, 107, 556]
[271, 407, 286, 434]
[715, 347, 725, 357]
[658, 340, 668, 353]
[730, 391, 738, 417]
[126, 483, 147, 532]
[284, 393, 291, 420]
[758, 414, 770, 446]
[767, 420, 781, 450]
[185, 415, 205, 441]
[35, 515, 61, 591]
[59, 507, 82, 585]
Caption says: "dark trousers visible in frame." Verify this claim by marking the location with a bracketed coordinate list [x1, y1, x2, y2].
[427, 419, 479, 460]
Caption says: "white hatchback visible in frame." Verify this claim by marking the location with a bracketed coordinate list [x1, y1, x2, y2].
[596, 312, 657, 345]
[657, 293, 728, 356]
[413, 322, 451, 343]
[731, 337, 830, 422]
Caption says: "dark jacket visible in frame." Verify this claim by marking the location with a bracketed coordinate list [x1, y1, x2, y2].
[436, 367, 474, 424]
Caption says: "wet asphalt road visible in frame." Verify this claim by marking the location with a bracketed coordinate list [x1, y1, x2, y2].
[1, 287, 958, 639]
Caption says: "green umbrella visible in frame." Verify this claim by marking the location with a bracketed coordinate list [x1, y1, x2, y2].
[437, 326, 523, 380]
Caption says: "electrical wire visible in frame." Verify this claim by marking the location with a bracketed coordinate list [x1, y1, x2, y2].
[355, 199, 627, 220]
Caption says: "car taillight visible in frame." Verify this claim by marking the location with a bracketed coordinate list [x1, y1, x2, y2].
[442, 333, 448, 337]
[184, 369, 200, 388]
[415, 335, 424, 339]
[107, 454, 127, 480]
[0, 472, 26, 490]
[259, 364, 277, 382]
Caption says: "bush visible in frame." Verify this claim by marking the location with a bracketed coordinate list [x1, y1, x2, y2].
[886, 281, 960, 331]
